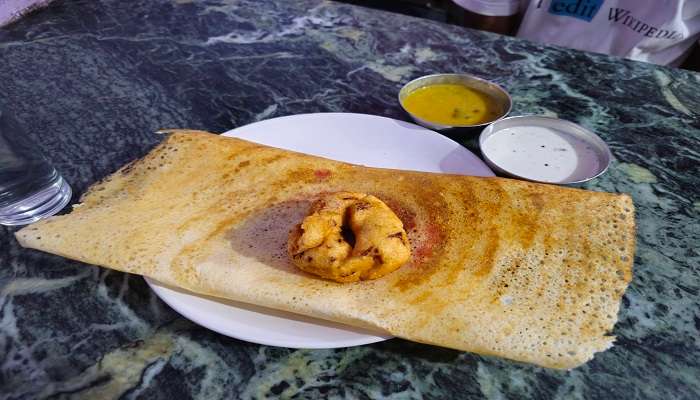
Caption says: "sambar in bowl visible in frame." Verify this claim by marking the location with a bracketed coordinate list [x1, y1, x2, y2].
[399, 74, 512, 131]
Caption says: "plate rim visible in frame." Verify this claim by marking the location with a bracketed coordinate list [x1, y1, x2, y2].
[221, 112, 495, 177]
[145, 277, 394, 348]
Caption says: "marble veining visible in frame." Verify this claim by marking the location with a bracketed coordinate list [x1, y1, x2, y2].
[0, 0, 699, 398]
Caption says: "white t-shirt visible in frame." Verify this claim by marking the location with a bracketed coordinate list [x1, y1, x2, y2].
[0, 0, 53, 27]
[454, 0, 700, 66]
[452, 0, 523, 16]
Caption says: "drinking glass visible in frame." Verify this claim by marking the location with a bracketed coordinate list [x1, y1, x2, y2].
[0, 108, 72, 225]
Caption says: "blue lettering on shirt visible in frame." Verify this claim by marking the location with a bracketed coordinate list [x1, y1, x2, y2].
[548, 0, 604, 22]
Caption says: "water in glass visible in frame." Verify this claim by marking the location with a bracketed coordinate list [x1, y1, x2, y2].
[0, 109, 71, 225]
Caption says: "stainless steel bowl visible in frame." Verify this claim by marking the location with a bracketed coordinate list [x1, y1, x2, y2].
[398, 73, 512, 131]
[478, 115, 612, 185]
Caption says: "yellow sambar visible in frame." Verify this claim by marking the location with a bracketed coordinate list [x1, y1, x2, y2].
[402, 84, 501, 126]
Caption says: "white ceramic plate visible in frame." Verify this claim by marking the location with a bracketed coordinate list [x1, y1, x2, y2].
[146, 112, 494, 349]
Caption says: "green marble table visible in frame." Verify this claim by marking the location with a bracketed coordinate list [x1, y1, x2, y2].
[0, 0, 698, 398]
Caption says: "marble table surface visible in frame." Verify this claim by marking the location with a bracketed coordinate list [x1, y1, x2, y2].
[1, 0, 699, 398]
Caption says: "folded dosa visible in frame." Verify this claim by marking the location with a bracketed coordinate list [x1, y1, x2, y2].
[16, 130, 635, 369]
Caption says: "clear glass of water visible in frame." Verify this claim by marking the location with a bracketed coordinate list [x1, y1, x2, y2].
[0, 108, 72, 226]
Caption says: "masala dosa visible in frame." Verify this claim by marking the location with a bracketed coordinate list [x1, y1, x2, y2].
[16, 130, 635, 369]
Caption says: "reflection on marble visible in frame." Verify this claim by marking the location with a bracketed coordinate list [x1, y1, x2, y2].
[0, 0, 699, 398]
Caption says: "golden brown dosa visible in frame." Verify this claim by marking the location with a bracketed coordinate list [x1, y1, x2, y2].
[16, 130, 635, 369]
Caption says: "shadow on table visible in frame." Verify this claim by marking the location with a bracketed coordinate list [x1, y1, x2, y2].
[371, 337, 465, 364]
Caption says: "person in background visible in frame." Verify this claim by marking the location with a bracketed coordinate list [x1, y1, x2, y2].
[1, 0, 55, 27]
[451, 0, 700, 69]
[449, 0, 525, 35]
